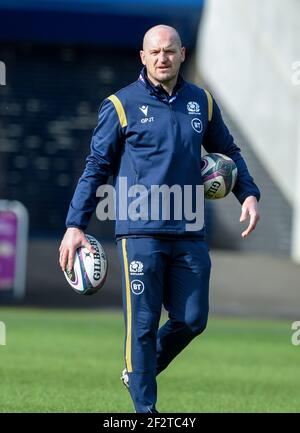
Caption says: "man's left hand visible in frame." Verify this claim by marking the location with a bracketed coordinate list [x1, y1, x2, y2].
[239, 196, 260, 238]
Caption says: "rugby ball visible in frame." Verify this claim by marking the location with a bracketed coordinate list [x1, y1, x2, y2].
[201, 153, 238, 199]
[64, 234, 107, 295]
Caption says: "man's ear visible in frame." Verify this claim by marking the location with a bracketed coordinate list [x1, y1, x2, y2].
[140, 50, 146, 65]
[181, 47, 186, 63]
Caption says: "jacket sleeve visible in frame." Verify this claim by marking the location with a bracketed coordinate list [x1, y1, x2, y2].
[66, 98, 124, 230]
[202, 96, 260, 204]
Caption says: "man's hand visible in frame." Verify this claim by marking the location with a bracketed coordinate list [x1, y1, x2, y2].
[239, 196, 260, 238]
[59, 227, 96, 272]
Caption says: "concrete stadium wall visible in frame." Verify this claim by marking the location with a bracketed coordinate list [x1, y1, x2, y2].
[197, 0, 300, 260]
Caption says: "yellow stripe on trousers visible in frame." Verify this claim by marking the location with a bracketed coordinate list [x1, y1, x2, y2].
[122, 238, 132, 372]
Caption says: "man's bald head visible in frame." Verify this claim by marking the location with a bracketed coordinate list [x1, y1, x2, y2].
[140, 25, 185, 92]
[142, 25, 182, 51]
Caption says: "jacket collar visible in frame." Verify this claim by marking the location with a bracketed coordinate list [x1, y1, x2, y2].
[138, 67, 184, 103]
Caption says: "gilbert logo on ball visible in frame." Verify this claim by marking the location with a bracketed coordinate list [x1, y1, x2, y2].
[64, 234, 107, 295]
[201, 153, 238, 199]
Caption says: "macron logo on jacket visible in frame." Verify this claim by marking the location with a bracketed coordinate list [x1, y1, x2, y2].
[139, 105, 148, 116]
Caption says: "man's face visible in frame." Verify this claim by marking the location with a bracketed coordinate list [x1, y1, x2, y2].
[140, 29, 185, 86]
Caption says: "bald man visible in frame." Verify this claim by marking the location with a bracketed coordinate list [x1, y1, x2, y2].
[60, 25, 260, 413]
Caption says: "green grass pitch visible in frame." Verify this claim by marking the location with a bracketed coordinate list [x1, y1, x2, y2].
[0, 308, 299, 413]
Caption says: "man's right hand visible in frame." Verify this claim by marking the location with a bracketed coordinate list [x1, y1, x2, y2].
[59, 227, 96, 272]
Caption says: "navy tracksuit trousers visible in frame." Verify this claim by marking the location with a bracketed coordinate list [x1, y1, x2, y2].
[117, 237, 211, 413]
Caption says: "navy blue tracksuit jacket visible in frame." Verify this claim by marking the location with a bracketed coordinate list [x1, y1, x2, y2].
[66, 68, 260, 413]
[66, 68, 260, 234]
